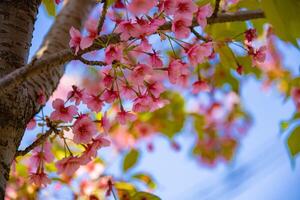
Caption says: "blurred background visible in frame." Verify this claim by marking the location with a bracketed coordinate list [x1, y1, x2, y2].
[20, 6, 300, 200]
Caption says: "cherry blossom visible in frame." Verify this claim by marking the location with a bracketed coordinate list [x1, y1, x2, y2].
[196, 4, 213, 28]
[186, 42, 213, 66]
[116, 109, 137, 125]
[80, 19, 98, 49]
[115, 20, 139, 40]
[172, 16, 192, 39]
[72, 115, 97, 144]
[29, 171, 51, 187]
[105, 44, 123, 64]
[55, 156, 82, 176]
[100, 112, 111, 133]
[50, 98, 78, 122]
[26, 118, 36, 130]
[192, 80, 210, 94]
[69, 27, 82, 54]
[83, 94, 104, 112]
[128, 0, 157, 15]
[174, 0, 197, 19]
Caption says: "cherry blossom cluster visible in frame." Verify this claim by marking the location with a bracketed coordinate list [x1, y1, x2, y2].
[192, 91, 251, 166]
[25, 0, 266, 190]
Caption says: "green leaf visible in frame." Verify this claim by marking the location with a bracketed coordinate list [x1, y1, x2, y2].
[196, 0, 214, 6]
[132, 192, 161, 200]
[237, 0, 261, 10]
[287, 126, 300, 157]
[123, 149, 139, 172]
[261, 0, 300, 47]
[42, 0, 56, 16]
[193, 114, 205, 139]
[141, 92, 186, 138]
[280, 121, 290, 133]
[132, 173, 156, 189]
[114, 181, 136, 191]
[206, 21, 247, 40]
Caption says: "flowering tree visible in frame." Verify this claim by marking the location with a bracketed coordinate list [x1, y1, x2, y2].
[0, 0, 299, 199]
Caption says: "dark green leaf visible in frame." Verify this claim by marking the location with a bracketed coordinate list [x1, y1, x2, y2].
[123, 149, 139, 172]
[42, 0, 56, 16]
[132, 192, 161, 200]
[287, 126, 300, 157]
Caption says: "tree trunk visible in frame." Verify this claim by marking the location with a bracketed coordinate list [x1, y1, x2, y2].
[0, 0, 96, 198]
[0, 1, 41, 198]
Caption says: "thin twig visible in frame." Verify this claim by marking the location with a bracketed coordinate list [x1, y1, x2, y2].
[97, 0, 108, 34]
[212, 0, 221, 17]
[15, 128, 54, 157]
[77, 56, 107, 66]
[190, 27, 208, 42]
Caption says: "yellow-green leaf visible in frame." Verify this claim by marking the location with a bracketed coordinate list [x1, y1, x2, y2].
[42, 0, 56, 16]
[123, 149, 139, 172]
[132, 192, 161, 200]
[287, 126, 300, 157]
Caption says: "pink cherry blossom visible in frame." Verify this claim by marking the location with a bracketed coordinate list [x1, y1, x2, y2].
[105, 45, 122, 64]
[80, 19, 98, 49]
[168, 59, 188, 84]
[69, 27, 82, 54]
[55, 156, 81, 176]
[245, 28, 257, 43]
[30, 141, 54, 170]
[101, 112, 111, 133]
[115, 20, 139, 41]
[72, 115, 97, 144]
[26, 118, 36, 130]
[114, 0, 125, 9]
[174, 0, 198, 20]
[67, 85, 86, 105]
[120, 84, 136, 99]
[149, 51, 163, 68]
[116, 109, 137, 125]
[80, 135, 111, 164]
[29, 171, 51, 187]
[102, 89, 118, 103]
[37, 90, 46, 105]
[196, 4, 213, 28]
[50, 98, 78, 122]
[172, 16, 192, 39]
[132, 95, 152, 112]
[128, 0, 157, 15]
[158, 0, 176, 15]
[186, 42, 213, 66]
[103, 73, 114, 88]
[253, 46, 267, 63]
[147, 81, 165, 97]
[150, 98, 169, 111]
[55, 0, 62, 4]
[83, 95, 103, 112]
[130, 64, 153, 84]
[291, 88, 300, 111]
[192, 80, 210, 94]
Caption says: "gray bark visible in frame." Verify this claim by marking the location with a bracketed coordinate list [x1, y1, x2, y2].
[0, 0, 96, 198]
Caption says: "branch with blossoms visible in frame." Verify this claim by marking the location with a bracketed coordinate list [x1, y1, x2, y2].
[8, 0, 276, 197]
[0, 9, 264, 94]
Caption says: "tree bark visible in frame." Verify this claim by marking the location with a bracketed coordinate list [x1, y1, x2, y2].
[0, 1, 41, 198]
[0, 0, 96, 198]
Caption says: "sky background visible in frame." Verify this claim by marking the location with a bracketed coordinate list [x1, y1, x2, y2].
[21, 5, 300, 200]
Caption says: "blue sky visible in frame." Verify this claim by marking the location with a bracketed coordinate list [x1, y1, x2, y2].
[24, 5, 300, 200]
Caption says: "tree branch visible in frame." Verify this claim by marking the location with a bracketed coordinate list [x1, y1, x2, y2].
[77, 57, 107, 66]
[0, 9, 264, 93]
[97, 0, 108, 34]
[15, 128, 54, 157]
[212, 0, 221, 17]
